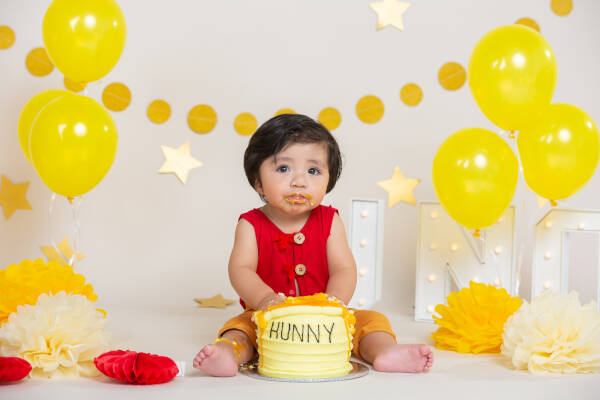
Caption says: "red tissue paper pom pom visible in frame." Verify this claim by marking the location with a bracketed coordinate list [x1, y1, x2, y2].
[94, 350, 179, 385]
[0, 357, 32, 382]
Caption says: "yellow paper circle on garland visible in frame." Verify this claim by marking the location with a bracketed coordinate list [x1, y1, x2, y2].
[400, 83, 423, 106]
[438, 62, 466, 91]
[318, 107, 341, 131]
[147, 100, 171, 124]
[274, 108, 296, 116]
[102, 82, 131, 112]
[234, 112, 258, 136]
[25, 47, 54, 77]
[188, 104, 217, 134]
[0, 258, 98, 325]
[551, 0, 572, 16]
[63, 77, 87, 93]
[515, 17, 540, 32]
[356, 95, 384, 124]
[0, 25, 16, 49]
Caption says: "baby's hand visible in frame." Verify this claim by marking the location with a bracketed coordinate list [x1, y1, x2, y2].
[257, 292, 285, 311]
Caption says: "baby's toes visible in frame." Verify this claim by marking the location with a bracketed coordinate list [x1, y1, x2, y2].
[202, 344, 215, 357]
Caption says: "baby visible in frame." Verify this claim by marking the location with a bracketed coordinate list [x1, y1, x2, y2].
[193, 114, 433, 376]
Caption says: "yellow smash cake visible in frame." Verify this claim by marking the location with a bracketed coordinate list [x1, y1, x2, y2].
[253, 293, 356, 379]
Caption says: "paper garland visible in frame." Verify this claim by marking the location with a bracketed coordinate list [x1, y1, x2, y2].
[551, 0, 573, 16]
[438, 62, 466, 91]
[318, 107, 342, 131]
[9, 0, 576, 135]
[0, 25, 15, 49]
[147, 100, 171, 124]
[274, 108, 296, 116]
[356, 95, 384, 124]
[63, 77, 87, 93]
[187, 104, 217, 134]
[102, 82, 131, 112]
[25, 47, 54, 77]
[400, 83, 423, 106]
[234, 112, 258, 136]
[516, 17, 540, 32]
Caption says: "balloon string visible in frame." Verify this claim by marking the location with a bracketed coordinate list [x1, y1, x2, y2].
[48, 192, 59, 258]
[68, 196, 82, 268]
[47, 193, 83, 269]
[509, 127, 525, 296]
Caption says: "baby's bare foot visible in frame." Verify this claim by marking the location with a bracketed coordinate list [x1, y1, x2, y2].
[192, 343, 238, 377]
[372, 344, 433, 373]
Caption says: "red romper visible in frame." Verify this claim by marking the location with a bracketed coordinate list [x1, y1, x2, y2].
[238, 204, 335, 307]
[218, 205, 396, 356]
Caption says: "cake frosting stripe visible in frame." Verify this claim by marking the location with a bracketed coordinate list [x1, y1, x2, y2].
[253, 293, 356, 379]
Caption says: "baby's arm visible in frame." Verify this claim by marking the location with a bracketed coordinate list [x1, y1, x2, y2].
[325, 213, 357, 305]
[228, 218, 283, 310]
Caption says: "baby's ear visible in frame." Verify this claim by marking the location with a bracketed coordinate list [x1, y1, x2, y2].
[254, 178, 263, 194]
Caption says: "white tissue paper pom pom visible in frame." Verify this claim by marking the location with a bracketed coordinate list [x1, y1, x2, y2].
[0, 292, 109, 378]
[501, 290, 600, 374]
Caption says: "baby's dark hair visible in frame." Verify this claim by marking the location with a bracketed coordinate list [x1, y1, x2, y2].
[244, 114, 343, 193]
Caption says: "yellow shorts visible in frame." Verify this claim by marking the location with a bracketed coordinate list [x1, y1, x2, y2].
[218, 308, 396, 359]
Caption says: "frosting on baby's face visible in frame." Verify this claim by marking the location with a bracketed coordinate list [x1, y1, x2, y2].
[256, 142, 329, 216]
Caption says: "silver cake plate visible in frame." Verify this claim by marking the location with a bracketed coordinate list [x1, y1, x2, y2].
[239, 360, 369, 383]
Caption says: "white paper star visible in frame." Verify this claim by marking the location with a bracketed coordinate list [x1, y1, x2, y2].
[369, 0, 411, 31]
[158, 142, 203, 184]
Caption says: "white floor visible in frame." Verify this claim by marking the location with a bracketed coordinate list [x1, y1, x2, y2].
[2, 305, 600, 400]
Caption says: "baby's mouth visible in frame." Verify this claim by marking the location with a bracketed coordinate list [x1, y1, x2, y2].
[284, 193, 313, 205]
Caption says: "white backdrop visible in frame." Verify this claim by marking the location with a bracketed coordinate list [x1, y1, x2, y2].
[1, 0, 599, 313]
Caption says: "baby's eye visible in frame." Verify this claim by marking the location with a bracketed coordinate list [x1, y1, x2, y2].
[276, 165, 290, 173]
[308, 167, 321, 175]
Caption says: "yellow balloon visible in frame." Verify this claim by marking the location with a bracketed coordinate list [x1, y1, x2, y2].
[468, 25, 557, 131]
[30, 94, 118, 198]
[433, 128, 518, 230]
[42, 0, 126, 83]
[18, 90, 71, 162]
[517, 103, 599, 201]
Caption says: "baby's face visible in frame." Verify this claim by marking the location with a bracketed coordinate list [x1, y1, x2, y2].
[256, 142, 330, 215]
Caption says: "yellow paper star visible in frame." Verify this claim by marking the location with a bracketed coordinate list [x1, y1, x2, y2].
[158, 142, 203, 184]
[0, 175, 32, 219]
[194, 294, 236, 309]
[41, 236, 85, 265]
[370, 0, 411, 31]
[377, 166, 420, 207]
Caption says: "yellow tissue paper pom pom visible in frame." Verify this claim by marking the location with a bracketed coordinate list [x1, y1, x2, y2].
[0, 292, 109, 378]
[0, 258, 97, 325]
[431, 281, 522, 354]
[502, 290, 600, 374]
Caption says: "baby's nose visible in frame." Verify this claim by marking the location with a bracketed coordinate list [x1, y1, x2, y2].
[290, 172, 307, 187]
